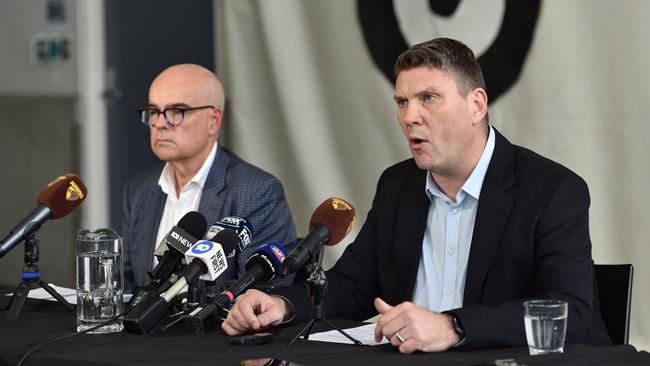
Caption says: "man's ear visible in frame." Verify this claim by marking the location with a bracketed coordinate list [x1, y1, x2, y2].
[209, 108, 223, 136]
[469, 87, 488, 125]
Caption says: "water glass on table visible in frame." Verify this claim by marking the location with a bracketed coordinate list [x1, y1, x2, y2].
[523, 299, 568, 355]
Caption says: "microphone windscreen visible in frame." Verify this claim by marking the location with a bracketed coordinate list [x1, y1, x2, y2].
[176, 211, 208, 240]
[218, 216, 253, 253]
[309, 197, 355, 246]
[37, 174, 87, 219]
[245, 242, 287, 280]
[206, 216, 253, 254]
[210, 228, 238, 255]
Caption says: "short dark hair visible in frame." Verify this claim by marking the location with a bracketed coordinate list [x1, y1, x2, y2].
[394, 38, 486, 97]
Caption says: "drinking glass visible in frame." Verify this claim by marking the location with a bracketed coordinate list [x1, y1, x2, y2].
[523, 299, 568, 355]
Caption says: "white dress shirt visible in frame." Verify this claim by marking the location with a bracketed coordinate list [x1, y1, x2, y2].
[153, 142, 218, 266]
[411, 126, 495, 312]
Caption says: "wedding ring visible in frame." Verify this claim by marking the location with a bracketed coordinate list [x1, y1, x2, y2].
[395, 332, 406, 344]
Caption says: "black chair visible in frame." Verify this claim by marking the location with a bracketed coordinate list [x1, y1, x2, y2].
[594, 264, 634, 345]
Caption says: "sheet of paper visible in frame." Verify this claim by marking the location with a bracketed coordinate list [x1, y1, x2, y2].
[306, 323, 389, 346]
[3, 284, 132, 305]
[25, 284, 78, 304]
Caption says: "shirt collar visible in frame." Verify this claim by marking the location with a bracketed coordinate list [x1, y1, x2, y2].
[158, 141, 218, 195]
[425, 125, 495, 202]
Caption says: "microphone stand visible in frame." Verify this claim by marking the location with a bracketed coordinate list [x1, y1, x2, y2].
[157, 282, 202, 333]
[288, 249, 362, 346]
[4, 233, 75, 321]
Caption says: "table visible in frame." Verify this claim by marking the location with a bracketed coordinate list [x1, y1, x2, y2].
[1, 298, 649, 366]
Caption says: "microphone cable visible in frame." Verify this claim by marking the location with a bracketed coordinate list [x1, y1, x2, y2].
[16, 306, 134, 366]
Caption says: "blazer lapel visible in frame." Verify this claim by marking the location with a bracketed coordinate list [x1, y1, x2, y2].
[134, 183, 166, 286]
[198, 144, 228, 226]
[464, 129, 515, 306]
[394, 168, 430, 301]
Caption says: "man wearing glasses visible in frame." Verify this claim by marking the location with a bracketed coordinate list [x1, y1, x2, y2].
[122, 64, 296, 294]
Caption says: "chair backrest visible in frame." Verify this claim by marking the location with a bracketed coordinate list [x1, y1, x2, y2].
[594, 264, 634, 345]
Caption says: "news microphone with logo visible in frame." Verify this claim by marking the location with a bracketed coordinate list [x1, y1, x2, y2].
[205, 216, 253, 257]
[0, 174, 87, 257]
[123, 229, 238, 335]
[183, 242, 288, 333]
[152, 212, 207, 261]
[201, 216, 254, 302]
[127, 211, 207, 308]
[280, 197, 355, 276]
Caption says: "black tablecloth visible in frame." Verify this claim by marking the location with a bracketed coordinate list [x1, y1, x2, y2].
[1, 297, 649, 366]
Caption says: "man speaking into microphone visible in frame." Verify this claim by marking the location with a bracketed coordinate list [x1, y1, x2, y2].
[222, 38, 611, 353]
[122, 64, 296, 293]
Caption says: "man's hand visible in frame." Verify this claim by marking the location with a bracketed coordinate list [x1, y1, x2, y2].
[221, 289, 289, 335]
[373, 297, 460, 353]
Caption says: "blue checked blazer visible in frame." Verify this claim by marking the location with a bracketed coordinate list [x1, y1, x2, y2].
[121, 145, 297, 292]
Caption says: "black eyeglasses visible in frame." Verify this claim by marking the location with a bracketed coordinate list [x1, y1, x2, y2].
[136, 105, 215, 127]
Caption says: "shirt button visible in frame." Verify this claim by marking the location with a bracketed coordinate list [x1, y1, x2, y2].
[447, 247, 456, 256]
[451, 208, 458, 215]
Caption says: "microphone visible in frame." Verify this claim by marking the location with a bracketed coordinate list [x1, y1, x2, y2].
[151, 212, 207, 288]
[183, 242, 288, 333]
[184, 230, 238, 283]
[189, 216, 253, 304]
[280, 197, 355, 275]
[205, 216, 253, 257]
[124, 230, 238, 335]
[127, 211, 207, 308]
[152, 211, 207, 259]
[0, 174, 87, 257]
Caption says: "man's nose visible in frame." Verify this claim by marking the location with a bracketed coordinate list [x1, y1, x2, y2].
[402, 103, 423, 126]
[150, 113, 168, 129]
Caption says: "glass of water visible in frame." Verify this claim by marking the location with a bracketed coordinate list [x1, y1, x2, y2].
[76, 228, 124, 334]
[523, 299, 568, 355]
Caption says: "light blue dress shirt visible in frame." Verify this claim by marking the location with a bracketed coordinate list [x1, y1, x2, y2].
[411, 126, 495, 313]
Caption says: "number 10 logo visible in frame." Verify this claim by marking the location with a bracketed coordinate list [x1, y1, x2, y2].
[191, 241, 213, 254]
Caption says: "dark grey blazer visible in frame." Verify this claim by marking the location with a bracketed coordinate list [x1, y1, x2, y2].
[121, 145, 296, 292]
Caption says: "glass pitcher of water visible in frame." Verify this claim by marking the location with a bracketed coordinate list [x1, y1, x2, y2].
[76, 228, 124, 333]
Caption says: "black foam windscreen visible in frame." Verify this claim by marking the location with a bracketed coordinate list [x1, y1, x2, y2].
[209, 228, 238, 255]
[177, 211, 207, 240]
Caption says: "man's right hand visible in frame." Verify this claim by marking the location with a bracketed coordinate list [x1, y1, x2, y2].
[221, 289, 289, 335]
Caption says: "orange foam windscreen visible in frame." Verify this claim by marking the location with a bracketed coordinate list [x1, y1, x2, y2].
[308, 197, 355, 246]
[37, 174, 88, 219]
